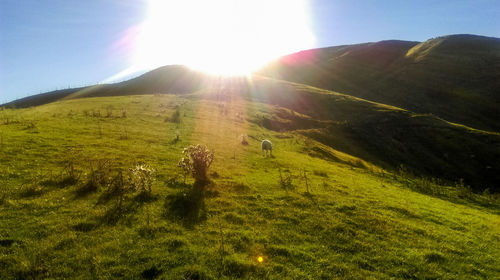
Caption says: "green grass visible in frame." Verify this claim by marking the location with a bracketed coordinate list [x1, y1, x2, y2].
[1, 93, 499, 279]
[242, 77, 500, 191]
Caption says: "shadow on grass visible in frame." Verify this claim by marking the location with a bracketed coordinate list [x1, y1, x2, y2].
[164, 181, 207, 228]
[74, 181, 99, 198]
[40, 175, 79, 188]
[166, 177, 191, 189]
[98, 203, 139, 225]
[20, 174, 80, 199]
[72, 191, 159, 232]
[141, 265, 163, 279]
[19, 185, 45, 198]
[301, 191, 324, 212]
[98, 192, 158, 226]
[392, 173, 500, 214]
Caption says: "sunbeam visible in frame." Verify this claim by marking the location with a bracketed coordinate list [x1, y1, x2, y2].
[132, 0, 315, 76]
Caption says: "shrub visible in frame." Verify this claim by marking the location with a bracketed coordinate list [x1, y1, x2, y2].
[130, 164, 156, 193]
[278, 168, 294, 192]
[77, 160, 110, 196]
[59, 159, 81, 186]
[178, 145, 214, 184]
[108, 170, 135, 209]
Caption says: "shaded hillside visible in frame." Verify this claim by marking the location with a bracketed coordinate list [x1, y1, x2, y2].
[2, 65, 206, 108]
[240, 77, 500, 192]
[260, 34, 500, 132]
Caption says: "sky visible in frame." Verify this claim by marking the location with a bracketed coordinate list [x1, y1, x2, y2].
[1, 0, 499, 104]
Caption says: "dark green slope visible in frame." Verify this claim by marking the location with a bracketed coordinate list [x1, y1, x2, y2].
[260, 34, 500, 132]
[242, 77, 500, 192]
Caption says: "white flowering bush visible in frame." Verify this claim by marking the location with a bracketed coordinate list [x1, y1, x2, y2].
[130, 163, 156, 193]
[178, 144, 214, 184]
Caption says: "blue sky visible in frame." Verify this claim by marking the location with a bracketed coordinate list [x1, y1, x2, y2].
[1, 0, 499, 103]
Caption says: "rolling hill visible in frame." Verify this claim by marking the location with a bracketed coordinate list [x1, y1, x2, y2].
[1, 93, 499, 279]
[1, 65, 206, 108]
[240, 77, 500, 192]
[259, 34, 500, 132]
[3, 42, 499, 192]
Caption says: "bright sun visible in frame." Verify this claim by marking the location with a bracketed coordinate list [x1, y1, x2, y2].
[133, 0, 315, 76]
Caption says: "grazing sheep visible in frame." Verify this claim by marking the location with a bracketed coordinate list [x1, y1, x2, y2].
[261, 139, 273, 157]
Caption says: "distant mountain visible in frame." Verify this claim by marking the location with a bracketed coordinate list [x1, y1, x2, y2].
[259, 34, 500, 132]
[2, 65, 206, 108]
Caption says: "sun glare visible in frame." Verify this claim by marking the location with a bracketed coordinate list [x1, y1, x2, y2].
[133, 0, 315, 76]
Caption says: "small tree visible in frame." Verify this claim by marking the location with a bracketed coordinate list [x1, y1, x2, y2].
[178, 144, 214, 185]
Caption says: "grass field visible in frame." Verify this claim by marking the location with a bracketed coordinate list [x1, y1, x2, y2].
[1, 93, 499, 279]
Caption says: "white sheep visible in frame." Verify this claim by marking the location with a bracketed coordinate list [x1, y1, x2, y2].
[261, 139, 273, 157]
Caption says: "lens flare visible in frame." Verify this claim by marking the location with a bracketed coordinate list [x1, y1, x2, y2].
[133, 0, 315, 75]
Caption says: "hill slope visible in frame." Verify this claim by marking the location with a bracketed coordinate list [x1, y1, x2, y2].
[259, 34, 500, 132]
[0, 94, 499, 279]
[2, 70, 499, 191]
[242, 77, 500, 192]
[2, 35, 499, 191]
[1, 65, 206, 108]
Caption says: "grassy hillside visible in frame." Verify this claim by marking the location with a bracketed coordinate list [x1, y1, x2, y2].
[3, 73, 499, 191]
[260, 34, 500, 132]
[1, 93, 499, 279]
[7, 34, 500, 134]
[4, 34, 499, 190]
[243, 77, 500, 192]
